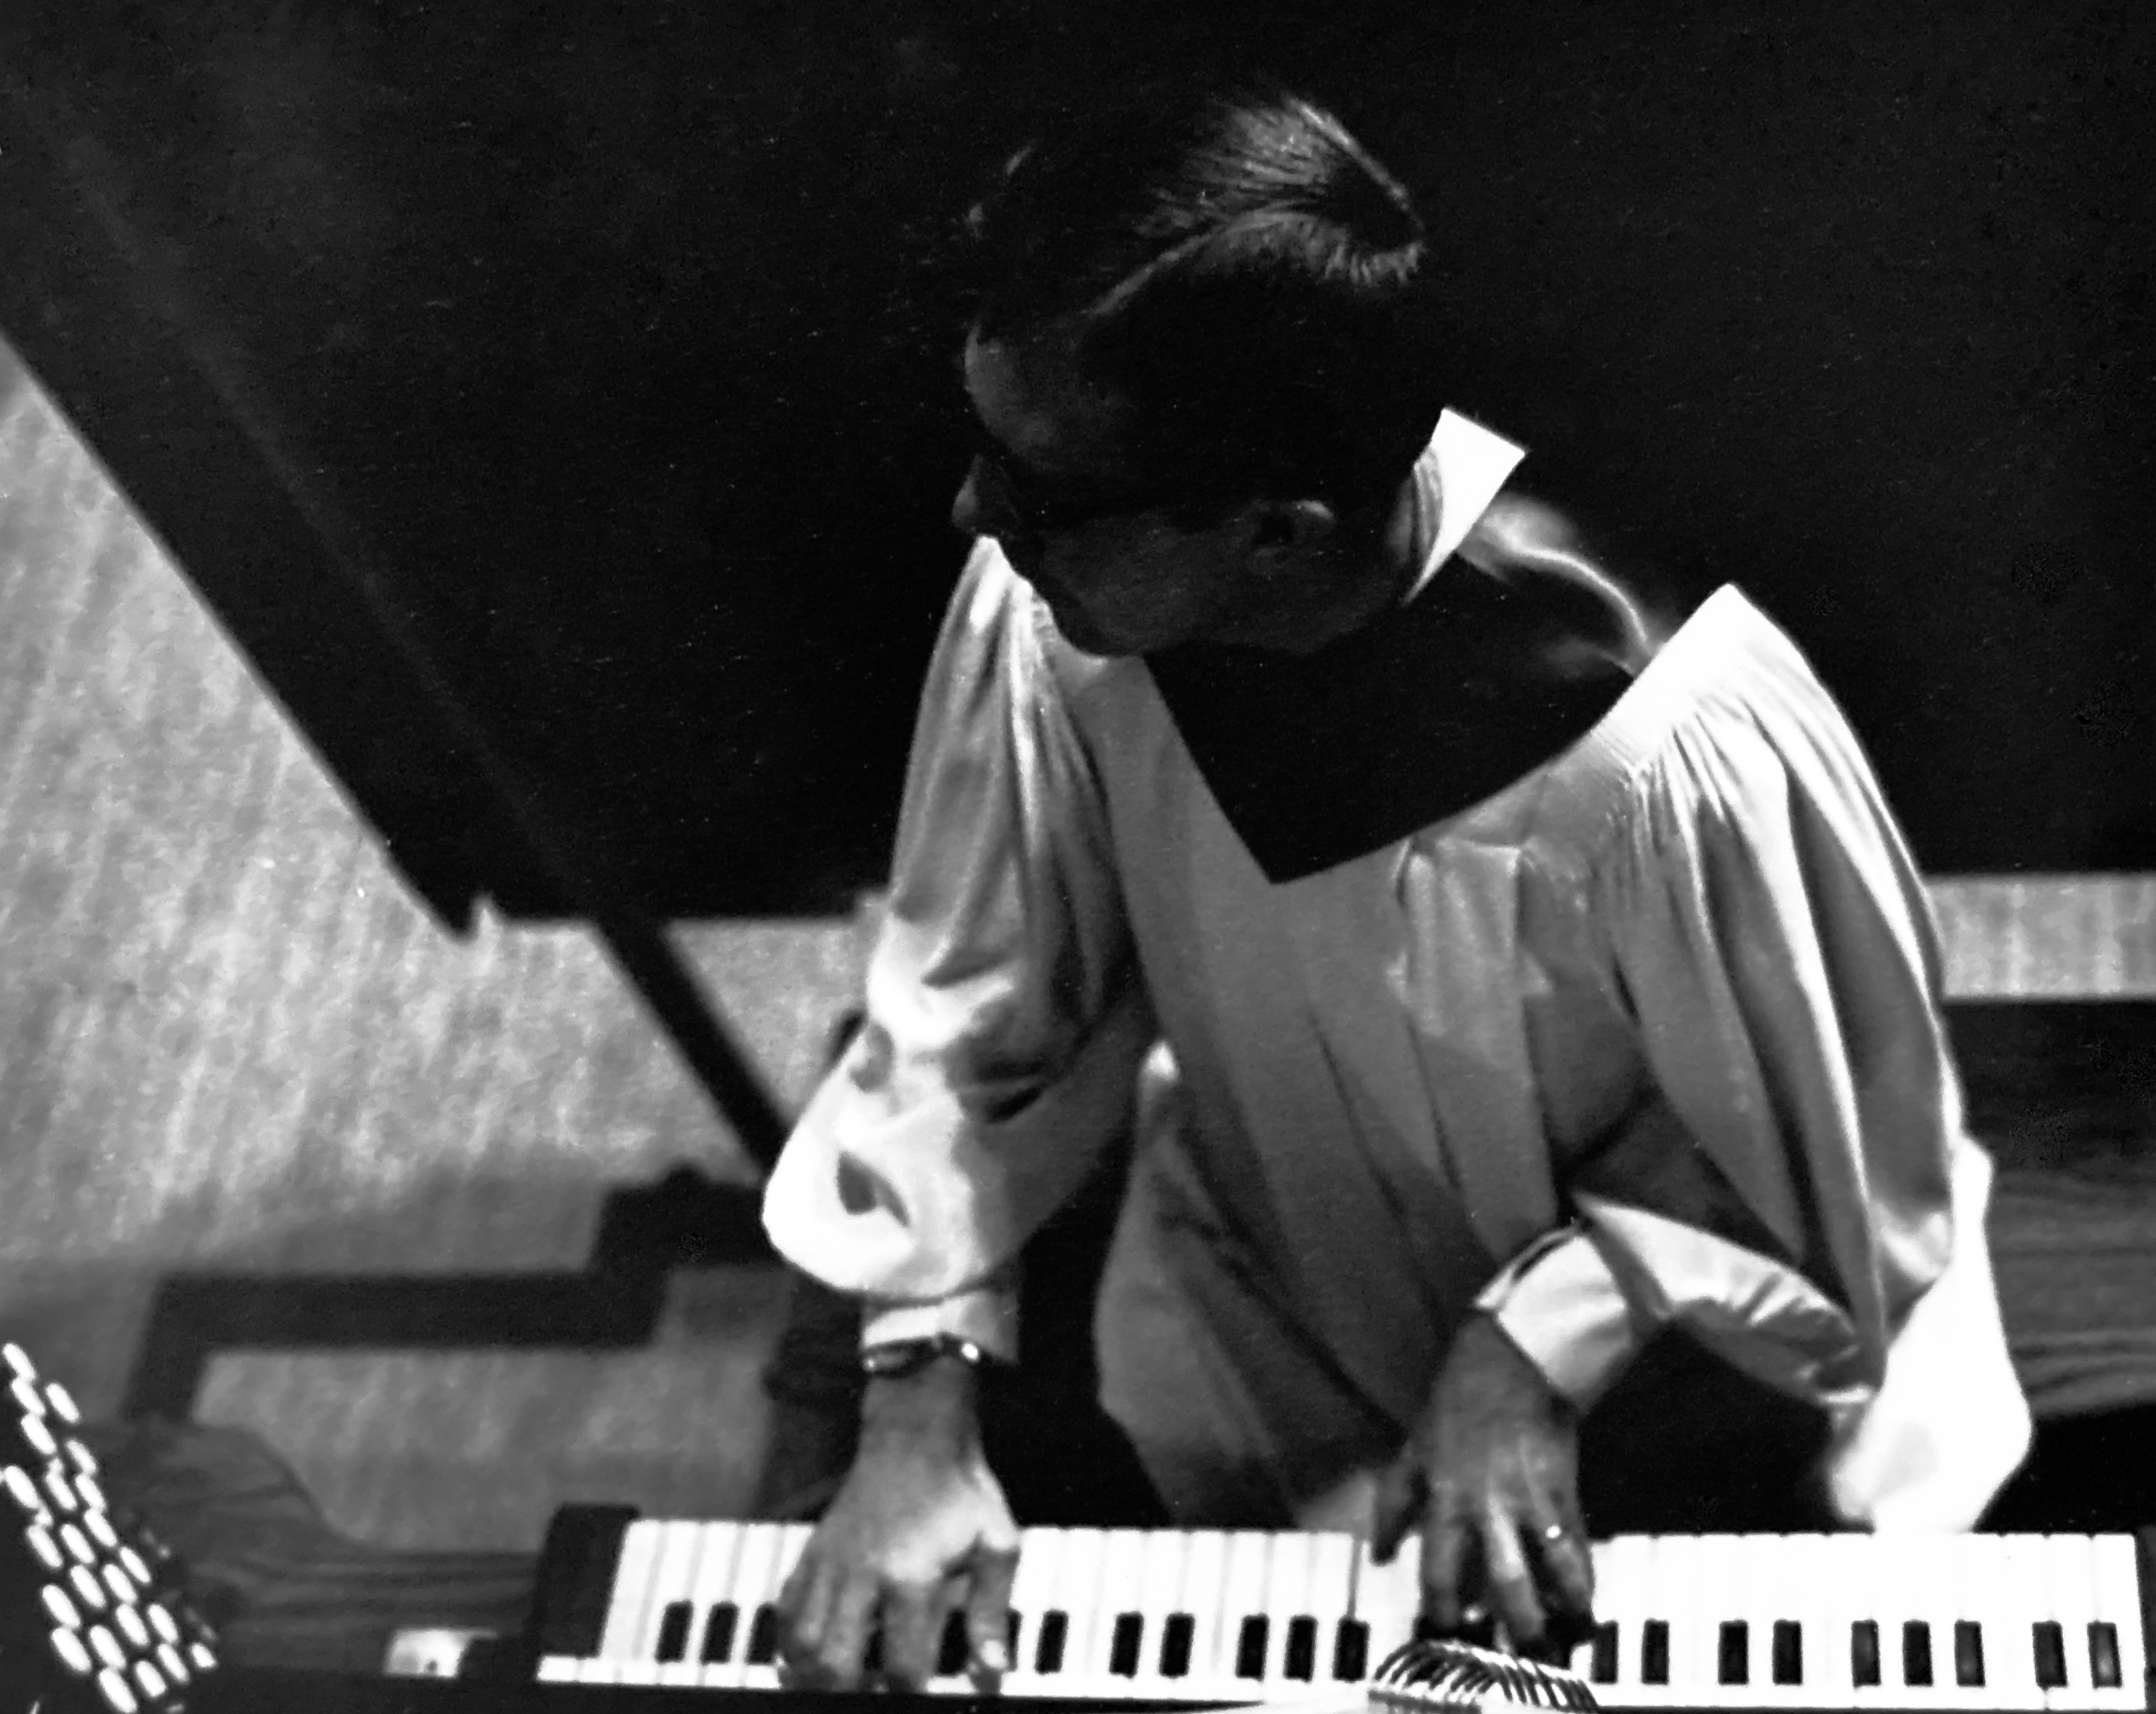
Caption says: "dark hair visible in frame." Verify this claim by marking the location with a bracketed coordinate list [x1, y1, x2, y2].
[967, 88, 1445, 519]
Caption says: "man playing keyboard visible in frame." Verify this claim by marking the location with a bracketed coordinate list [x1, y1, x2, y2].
[759, 86, 2032, 1693]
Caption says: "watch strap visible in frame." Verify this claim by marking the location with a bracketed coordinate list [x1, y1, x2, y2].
[859, 1333, 994, 1381]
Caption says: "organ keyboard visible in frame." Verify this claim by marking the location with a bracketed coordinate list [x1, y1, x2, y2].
[522, 1513, 2155, 1710]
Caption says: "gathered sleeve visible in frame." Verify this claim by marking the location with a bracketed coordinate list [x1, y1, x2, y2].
[1585, 686, 1964, 1408]
[1485, 633, 1972, 1424]
[762, 543, 1154, 1359]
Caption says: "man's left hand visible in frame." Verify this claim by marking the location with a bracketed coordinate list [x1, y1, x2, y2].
[1369, 1312, 1595, 1659]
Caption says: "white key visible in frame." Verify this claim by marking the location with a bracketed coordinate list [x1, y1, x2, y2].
[1955, 1533, 2011, 1708]
[1072, 1529, 1151, 1690]
[1811, 1530, 1876, 1709]
[1808, 1530, 1860, 1708]
[702, 1522, 771, 1690]
[737, 1523, 812, 1690]
[668, 1521, 740, 1688]
[1914, 1531, 1977, 1708]
[1216, 1530, 1278, 1689]
[1925, 1530, 1994, 1707]
[1843, 1530, 1915, 1706]
[1684, 1533, 1748, 1705]
[1643, 1533, 1702, 1705]
[1350, 1532, 1421, 1680]
[1872, 1532, 1944, 1701]
[1076, 1529, 1151, 1691]
[1998, 1532, 2065, 1713]
[579, 1520, 667, 1685]
[2014, 1531, 2073, 1709]
[1733, 1530, 1808, 1708]
[706, 1522, 785, 1690]
[1002, 1527, 1064, 1688]
[1781, 1533, 1855, 1710]
[1042, 1528, 1111, 1691]
[1578, 1535, 1645, 1697]
[1253, 1530, 1315, 1691]
[2087, 1534, 2145, 1710]
[1963, 1534, 2036, 1711]
[1119, 1529, 1191, 1695]
[1303, 1532, 1359, 1692]
[616, 1522, 705, 1685]
[1699, 1532, 1754, 1705]
[2045, 1533, 2100, 1706]
[1171, 1531, 1231, 1695]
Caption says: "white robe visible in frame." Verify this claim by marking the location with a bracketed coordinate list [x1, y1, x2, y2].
[763, 413, 2030, 1533]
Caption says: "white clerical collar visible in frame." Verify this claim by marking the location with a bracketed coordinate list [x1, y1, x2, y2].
[1405, 408, 1529, 601]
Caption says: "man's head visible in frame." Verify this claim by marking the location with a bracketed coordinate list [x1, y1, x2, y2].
[950, 90, 1444, 656]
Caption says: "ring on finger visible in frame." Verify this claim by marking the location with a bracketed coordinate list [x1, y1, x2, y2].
[1541, 1522, 1567, 1544]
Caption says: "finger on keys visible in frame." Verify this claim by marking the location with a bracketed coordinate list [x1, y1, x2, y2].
[779, 1556, 857, 1690]
[815, 1574, 881, 1690]
[773, 1566, 811, 1684]
[1526, 1512, 1595, 1658]
[773, 1539, 819, 1680]
[879, 1572, 946, 1690]
[1417, 1505, 1475, 1634]
[1369, 1457, 1427, 1565]
[1481, 1510, 1550, 1653]
[965, 1539, 1019, 1685]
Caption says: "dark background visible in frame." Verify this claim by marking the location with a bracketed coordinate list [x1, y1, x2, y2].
[3, 0, 2151, 924]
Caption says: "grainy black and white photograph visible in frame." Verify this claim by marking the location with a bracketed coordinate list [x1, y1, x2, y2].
[0, 2, 2151, 1710]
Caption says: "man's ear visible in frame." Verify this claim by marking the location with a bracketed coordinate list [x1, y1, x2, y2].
[1247, 497, 1339, 563]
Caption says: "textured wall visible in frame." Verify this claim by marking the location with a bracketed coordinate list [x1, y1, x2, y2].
[0, 355, 858, 1417]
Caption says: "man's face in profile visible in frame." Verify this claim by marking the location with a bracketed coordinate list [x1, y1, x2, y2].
[952, 330, 1257, 658]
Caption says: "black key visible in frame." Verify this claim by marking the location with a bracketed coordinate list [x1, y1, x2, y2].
[863, 1630, 884, 1676]
[1590, 1622, 1618, 1684]
[938, 1609, 970, 1677]
[1109, 1613, 1144, 1678]
[1035, 1611, 1067, 1674]
[745, 1604, 780, 1665]
[2032, 1620, 2067, 1688]
[700, 1602, 738, 1665]
[1332, 1618, 1369, 1682]
[1772, 1619, 1802, 1685]
[1007, 1610, 1023, 1664]
[655, 1601, 692, 1664]
[1852, 1620, 1882, 1687]
[1641, 1619, 1670, 1685]
[1903, 1620, 1934, 1686]
[1161, 1613, 1195, 1679]
[1285, 1616, 1318, 1681]
[1236, 1615, 1270, 1680]
[2090, 1621, 2122, 1689]
[1719, 1620, 1749, 1685]
[1955, 1620, 1984, 1687]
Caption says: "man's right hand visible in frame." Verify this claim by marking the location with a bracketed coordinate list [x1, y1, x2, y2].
[775, 1358, 1021, 1691]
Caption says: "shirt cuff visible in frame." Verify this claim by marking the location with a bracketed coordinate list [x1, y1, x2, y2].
[861, 1275, 1020, 1366]
[1474, 1226, 1648, 1410]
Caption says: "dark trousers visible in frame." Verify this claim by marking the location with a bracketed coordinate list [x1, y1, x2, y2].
[1575, 1331, 1834, 1537]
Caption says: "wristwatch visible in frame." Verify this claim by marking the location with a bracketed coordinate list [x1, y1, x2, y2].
[859, 1333, 995, 1381]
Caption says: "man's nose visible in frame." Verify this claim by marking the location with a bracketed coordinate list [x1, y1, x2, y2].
[951, 460, 985, 537]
